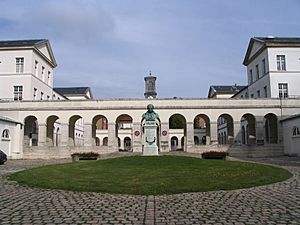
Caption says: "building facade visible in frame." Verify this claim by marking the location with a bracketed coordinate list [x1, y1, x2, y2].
[0, 37, 300, 159]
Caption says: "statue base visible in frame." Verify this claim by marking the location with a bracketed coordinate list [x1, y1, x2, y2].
[143, 121, 159, 156]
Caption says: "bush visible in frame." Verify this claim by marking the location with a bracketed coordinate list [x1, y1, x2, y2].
[201, 151, 228, 159]
[71, 152, 99, 158]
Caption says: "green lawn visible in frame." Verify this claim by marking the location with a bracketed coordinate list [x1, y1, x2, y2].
[9, 156, 292, 195]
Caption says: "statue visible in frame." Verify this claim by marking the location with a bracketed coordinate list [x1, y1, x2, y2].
[142, 104, 159, 121]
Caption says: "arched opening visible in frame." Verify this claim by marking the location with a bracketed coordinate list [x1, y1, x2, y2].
[118, 137, 121, 148]
[194, 136, 200, 145]
[240, 113, 256, 145]
[193, 114, 210, 145]
[1, 129, 11, 156]
[46, 115, 59, 146]
[95, 137, 100, 146]
[103, 137, 108, 146]
[264, 113, 278, 144]
[170, 136, 178, 150]
[116, 114, 133, 150]
[124, 137, 132, 151]
[92, 115, 108, 146]
[24, 116, 38, 147]
[169, 114, 186, 150]
[217, 114, 234, 145]
[69, 115, 84, 146]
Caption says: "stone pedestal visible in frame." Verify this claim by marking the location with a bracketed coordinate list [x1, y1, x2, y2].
[143, 121, 159, 156]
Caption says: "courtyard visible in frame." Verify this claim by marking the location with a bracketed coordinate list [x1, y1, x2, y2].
[0, 154, 299, 225]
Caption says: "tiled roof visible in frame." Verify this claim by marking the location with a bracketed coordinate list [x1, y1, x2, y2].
[210, 85, 246, 93]
[0, 39, 47, 47]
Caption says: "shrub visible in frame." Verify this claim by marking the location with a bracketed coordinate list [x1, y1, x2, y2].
[71, 152, 100, 158]
[201, 151, 228, 159]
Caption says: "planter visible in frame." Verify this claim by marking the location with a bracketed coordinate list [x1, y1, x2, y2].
[71, 152, 100, 162]
[201, 151, 228, 160]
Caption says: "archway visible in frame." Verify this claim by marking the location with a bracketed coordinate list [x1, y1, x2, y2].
[92, 115, 108, 146]
[124, 137, 132, 151]
[46, 115, 59, 146]
[103, 137, 108, 146]
[69, 115, 84, 146]
[24, 116, 38, 147]
[170, 136, 178, 150]
[193, 114, 210, 145]
[116, 114, 133, 150]
[95, 137, 100, 146]
[169, 114, 186, 150]
[264, 113, 278, 144]
[217, 114, 233, 145]
[240, 113, 256, 145]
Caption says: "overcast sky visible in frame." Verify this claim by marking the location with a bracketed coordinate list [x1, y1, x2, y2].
[0, 0, 299, 98]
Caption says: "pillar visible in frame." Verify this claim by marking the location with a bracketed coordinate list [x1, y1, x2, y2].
[233, 121, 241, 145]
[83, 123, 93, 147]
[209, 121, 218, 145]
[186, 122, 194, 152]
[38, 123, 47, 146]
[59, 123, 69, 146]
[256, 120, 264, 145]
[132, 122, 142, 152]
[160, 122, 169, 152]
[108, 122, 117, 151]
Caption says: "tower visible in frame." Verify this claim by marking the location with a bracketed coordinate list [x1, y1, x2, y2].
[144, 71, 157, 99]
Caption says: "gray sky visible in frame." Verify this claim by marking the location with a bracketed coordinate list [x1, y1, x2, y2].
[0, 0, 300, 98]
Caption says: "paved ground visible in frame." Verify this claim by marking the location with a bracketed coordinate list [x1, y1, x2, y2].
[0, 155, 299, 225]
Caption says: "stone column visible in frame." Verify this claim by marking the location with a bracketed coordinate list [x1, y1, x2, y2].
[132, 122, 142, 152]
[59, 123, 69, 147]
[233, 121, 241, 145]
[38, 123, 47, 146]
[83, 123, 93, 147]
[256, 120, 264, 145]
[160, 122, 169, 152]
[186, 122, 194, 152]
[209, 121, 218, 145]
[108, 122, 117, 151]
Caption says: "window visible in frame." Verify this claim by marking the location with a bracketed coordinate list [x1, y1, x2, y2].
[249, 69, 253, 84]
[262, 59, 266, 75]
[257, 90, 260, 98]
[277, 55, 286, 70]
[1, 129, 10, 139]
[13, 86, 23, 101]
[245, 92, 248, 98]
[35, 60, 38, 76]
[40, 92, 44, 100]
[278, 83, 288, 98]
[250, 94, 254, 98]
[16, 57, 24, 73]
[47, 71, 51, 85]
[33, 88, 37, 100]
[41, 66, 45, 81]
[47, 95, 50, 100]
[293, 127, 300, 136]
[255, 64, 259, 80]
[264, 86, 267, 98]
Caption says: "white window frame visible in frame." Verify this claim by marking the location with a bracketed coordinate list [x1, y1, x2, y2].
[35, 60, 38, 76]
[255, 64, 259, 80]
[33, 88, 37, 100]
[1, 129, 10, 140]
[278, 83, 288, 98]
[16, 57, 24, 73]
[293, 126, 300, 136]
[277, 55, 286, 71]
[13, 85, 23, 101]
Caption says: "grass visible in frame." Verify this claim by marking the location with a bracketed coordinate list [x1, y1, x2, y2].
[9, 156, 292, 195]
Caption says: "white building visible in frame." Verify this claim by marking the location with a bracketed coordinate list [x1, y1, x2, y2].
[235, 37, 300, 99]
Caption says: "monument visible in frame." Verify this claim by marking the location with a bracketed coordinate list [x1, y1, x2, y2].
[142, 104, 159, 155]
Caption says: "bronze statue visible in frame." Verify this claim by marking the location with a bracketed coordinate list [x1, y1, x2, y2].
[142, 104, 159, 121]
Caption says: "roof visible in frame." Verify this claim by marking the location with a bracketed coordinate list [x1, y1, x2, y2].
[243, 36, 300, 65]
[0, 116, 22, 124]
[208, 85, 247, 98]
[280, 113, 300, 122]
[0, 39, 47, 47]
[54, 87, 93, 99]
